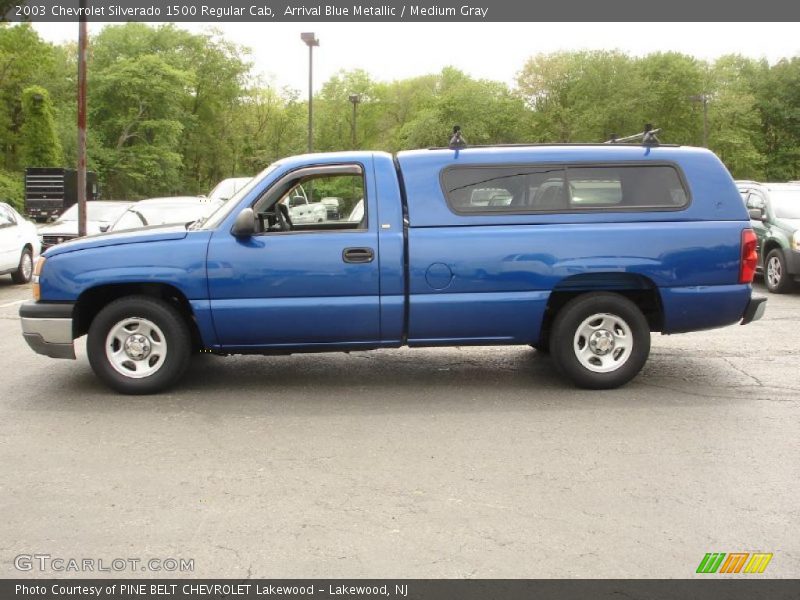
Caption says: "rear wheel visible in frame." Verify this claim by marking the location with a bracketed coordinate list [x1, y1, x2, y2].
[765, 248, 795, 293]
[550, 293, 650, 389]
[87, 296, 191, 394]
[11, 248, 33, 284]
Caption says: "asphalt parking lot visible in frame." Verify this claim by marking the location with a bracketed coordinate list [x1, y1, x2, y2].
[0, 277, 798, 579]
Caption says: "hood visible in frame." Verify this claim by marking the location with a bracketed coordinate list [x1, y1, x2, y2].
[774, 218, 800, 232]
[43, 225, 188, 258]
[38, 220, 104, 236]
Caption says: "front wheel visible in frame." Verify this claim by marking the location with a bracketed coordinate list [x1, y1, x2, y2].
[87, 296, 192, 394]
[11, 248, 33, 284]
[550, 293, 650, 389]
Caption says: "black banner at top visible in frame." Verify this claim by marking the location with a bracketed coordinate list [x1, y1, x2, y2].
[3, 0, 800, 22]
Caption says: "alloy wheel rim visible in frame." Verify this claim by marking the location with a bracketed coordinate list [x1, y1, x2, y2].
[573, 312, 633, 373]
[105, 317, 168, 379]
[767, 256, 782, 288]
[21, 253, 32, 280]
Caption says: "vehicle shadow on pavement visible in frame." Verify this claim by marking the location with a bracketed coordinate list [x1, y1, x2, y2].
[17, 344, 763, 417]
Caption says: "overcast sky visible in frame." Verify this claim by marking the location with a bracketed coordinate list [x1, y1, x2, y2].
[33, 22, 799, 92]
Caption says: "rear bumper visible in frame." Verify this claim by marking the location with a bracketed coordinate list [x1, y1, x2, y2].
[741, 296, 767, 325]
[661, 284, 752, 334]
[19, 301, 76, 359]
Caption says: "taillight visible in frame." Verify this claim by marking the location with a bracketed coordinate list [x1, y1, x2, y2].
[739, 229, 758, 284]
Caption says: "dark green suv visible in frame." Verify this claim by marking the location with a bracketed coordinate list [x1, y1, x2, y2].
[737, 181, 800, 293]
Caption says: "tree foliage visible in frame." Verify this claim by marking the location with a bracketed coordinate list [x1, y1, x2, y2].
[19, 86, 63, 167]
[0, 23, 799, 205]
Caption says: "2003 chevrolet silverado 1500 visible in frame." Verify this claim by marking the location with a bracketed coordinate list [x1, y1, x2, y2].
[19, 144, 766, 394]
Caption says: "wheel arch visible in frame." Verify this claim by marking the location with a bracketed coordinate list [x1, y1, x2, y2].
[74, 282, 202, 349]
[540, 273, 664, 342]
[762, 238, 785, 261]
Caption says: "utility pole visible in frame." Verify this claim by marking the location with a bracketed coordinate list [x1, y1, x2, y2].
[77, 0, 88, 237]
[348, 94, 361, 149]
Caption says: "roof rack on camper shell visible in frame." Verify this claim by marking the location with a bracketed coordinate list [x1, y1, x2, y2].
[436, 124, 670, 151]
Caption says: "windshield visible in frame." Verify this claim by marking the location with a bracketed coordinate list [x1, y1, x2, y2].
[199, 163, 282, 229]
[58, 202, 131, 223]
[770, 191, 800, 219]
[111, 202, 218, 232]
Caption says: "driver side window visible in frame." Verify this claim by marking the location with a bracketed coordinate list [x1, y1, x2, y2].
[254, 169, 367, 234]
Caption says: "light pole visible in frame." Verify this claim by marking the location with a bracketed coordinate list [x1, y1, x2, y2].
[301, 32, 319, 153]
[689, 93, 709, 148]
[348, 94, 361, 149]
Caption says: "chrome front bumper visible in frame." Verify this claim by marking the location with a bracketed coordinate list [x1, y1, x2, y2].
[19, 302, 76, 359]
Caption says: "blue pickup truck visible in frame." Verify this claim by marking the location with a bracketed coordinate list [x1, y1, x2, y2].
[20, 144, 765, 394]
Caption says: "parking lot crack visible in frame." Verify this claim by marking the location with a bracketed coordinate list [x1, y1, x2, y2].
[722, 357, 765, 387]
[215, 544, 253, 580]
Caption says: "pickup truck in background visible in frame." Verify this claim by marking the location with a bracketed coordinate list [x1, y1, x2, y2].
[20, 144, 765, 394]
[282, 185, 329, 224]
[320, 197, 342, 220]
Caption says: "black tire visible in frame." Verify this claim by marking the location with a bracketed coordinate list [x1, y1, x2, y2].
[764, 248, 795, 294]
[550, 292, 650, 389]
[87, 296, 192, 395]
[11, 247, 33, 284]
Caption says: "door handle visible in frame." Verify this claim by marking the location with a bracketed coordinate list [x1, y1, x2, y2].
[342, 247, 374, 263]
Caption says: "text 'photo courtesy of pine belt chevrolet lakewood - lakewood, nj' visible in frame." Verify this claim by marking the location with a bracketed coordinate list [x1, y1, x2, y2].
[20, 142, 766, 395]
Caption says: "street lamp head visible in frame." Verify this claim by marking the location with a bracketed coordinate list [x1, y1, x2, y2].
[301, 32, 319, 47]
[348, 94, 361, 105]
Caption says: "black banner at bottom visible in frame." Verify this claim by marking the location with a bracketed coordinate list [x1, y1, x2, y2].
[3, 579, 800, 600]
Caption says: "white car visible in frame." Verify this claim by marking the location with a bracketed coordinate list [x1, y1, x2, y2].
[110, 197, 223, 232]
[37, 201, 133, 250]
[0, 202, 40, 284]
[348, 199, 365, 223]
[208, 177, 253, 202]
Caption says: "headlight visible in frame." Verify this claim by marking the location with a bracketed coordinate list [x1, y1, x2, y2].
[792, 231, 800, 251]
[32, 256, 45, 301]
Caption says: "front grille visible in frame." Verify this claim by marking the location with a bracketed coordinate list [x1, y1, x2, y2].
[42, 235, 76, 247]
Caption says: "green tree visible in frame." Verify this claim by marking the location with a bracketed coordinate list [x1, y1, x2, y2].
[756, 57, 800, 180]
[234, 83, 306, 173]
[0, 24, 58, 170]
[0, 168, 24, 211]
[517, 51, 645, 142]
[89, 23, 252, 194]
[19, 86, 63, 167]
[89, 54, 190, 198]
[705, 55, 766, 178]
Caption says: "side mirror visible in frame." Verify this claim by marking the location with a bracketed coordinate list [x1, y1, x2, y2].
[231, 208, 255, 237]
[748, 208, 765, 221]
[99, 224, 110, 232]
